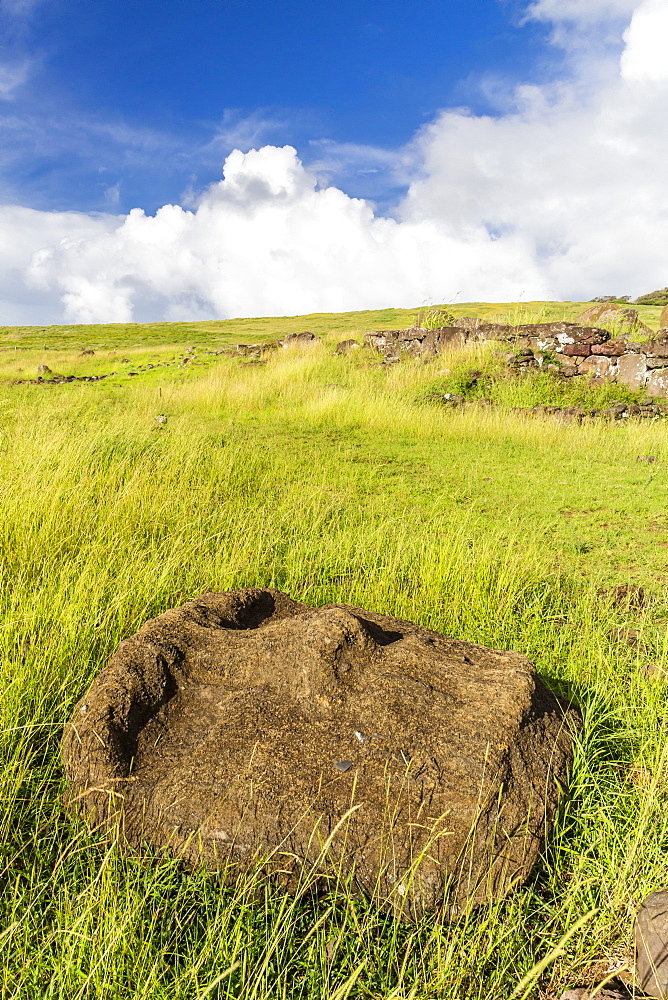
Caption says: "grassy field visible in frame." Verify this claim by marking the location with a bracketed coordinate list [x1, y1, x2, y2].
[2, 302, 668, 999]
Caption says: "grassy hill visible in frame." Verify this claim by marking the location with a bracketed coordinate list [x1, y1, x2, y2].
[1, 302, 667, 999]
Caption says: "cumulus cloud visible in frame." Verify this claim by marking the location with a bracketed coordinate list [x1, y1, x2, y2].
[4, 0, 668, 324]
[0, 205, 117, 323]
[621, 0, 668, 79]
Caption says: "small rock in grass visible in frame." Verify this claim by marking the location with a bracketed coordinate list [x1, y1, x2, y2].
[608, 627, 640, 648]
[79, 347, 95, 356]
[643, 663, 667, 679]
[335, 339, 360, 354]
[155, 414, 167, 427]
[598, 584, 648, 610]
[636, 890, 668, 998]
[37, 364, 52, 375]
[560, 988, 631, 999]
[560, 976, 634, 1000]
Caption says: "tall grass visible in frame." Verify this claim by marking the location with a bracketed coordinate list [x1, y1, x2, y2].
[2, 342, 668, 998]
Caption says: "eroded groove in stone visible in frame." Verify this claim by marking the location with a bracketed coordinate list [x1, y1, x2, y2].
[62, 587, 578, 917]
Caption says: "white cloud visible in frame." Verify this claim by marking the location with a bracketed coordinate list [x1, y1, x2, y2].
[0, 205, 117, 323]
[621, 0, 668, 79]
[24, 147, 550, 323]
[3, 0, 668, 324]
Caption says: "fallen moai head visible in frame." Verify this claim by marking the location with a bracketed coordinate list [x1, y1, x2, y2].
[62, 588, 578, 918]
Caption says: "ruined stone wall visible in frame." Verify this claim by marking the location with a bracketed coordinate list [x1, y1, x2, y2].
[364, 320, 668, 397]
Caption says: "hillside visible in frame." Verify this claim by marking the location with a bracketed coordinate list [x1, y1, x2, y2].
[1, 302, 667, 999]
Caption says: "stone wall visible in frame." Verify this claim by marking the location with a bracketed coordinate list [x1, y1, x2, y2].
[363, 320, 668, 397]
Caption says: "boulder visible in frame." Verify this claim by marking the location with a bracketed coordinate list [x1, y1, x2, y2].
[516, 322, 609, 348]
[641, 335, 668, 358]
[636, 890, 668, 998]
[617, 354, 647, 389]
[335, 339, 361, 354]
[422, 326, 466, 353]
[363, 327, 465, 358]
[62, 588, 578, 919]
[562, 343, 591, 357]
[646, 370, 668, 398]
[364, 330, 402, 352]
[661, 305, 668, 328]
[596, 339, 631, 356]
[454, 318, 515, 340]
[579, 355, 611, 377]
[282, 332, 319, 347]
[577, 303, 648, 332]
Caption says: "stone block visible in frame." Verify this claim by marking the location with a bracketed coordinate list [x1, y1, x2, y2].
[646, 370, 668, 397]
[642, 337, 668, 357]
[422, 327, 466, 354]
[562, 343, 591, 357]
[579, 355, 611, 377]
[616, 354, 647, 388]
[596, 339, 631, 356]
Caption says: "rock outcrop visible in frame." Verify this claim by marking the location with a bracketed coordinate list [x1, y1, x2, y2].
[62, 588, 577, 918]
[364, 319, 668, 396]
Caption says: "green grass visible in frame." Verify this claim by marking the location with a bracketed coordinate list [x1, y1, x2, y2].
[2, 305, 668, 999]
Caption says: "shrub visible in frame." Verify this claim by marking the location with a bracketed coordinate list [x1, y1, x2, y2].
[414, 306, 456, 329]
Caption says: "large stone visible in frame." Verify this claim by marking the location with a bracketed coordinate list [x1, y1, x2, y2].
[646, 370, 668, 397]
[577, 303, 622, 325]
[516, 323, 609, 348]
[636, 891, 668, 998]
[617, 353, 647, 389]
[579, 355, 611, 377]
[661, 305, 668, 328]
[62, 588, 578, 919]
[596, 338, 631, 357]
[281, 332, 319, 347]
[335, 339, 361, 355]
[363, 327, 466, 358]
[422, 326, 466, 353]
[577, 303, 647, 333]
[641, 335, 668, 358]
[454, 319, 515, 340]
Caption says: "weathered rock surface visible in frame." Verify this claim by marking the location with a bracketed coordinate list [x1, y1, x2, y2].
[560, 986, 632, 1000]
[281, 332, 319, 347]
[636, 891, 668, 998]
[62, 588, 577, 918]
[335, 339, 361, 354]
[577, 303, 650, 333]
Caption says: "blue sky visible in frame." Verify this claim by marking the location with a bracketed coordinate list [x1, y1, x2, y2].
[1, 0, 667, 324]
[2, 0, 563, 214]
